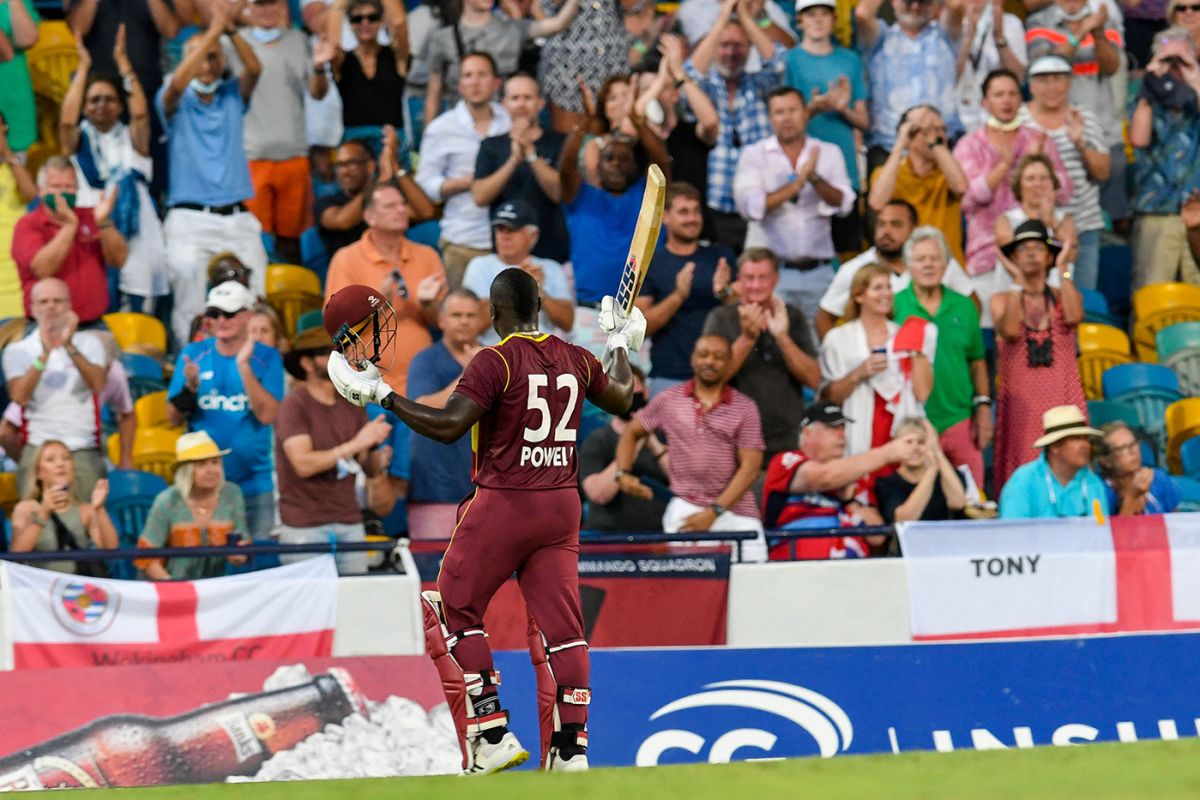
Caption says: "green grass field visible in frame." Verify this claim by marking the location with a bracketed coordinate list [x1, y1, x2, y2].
[94, 739, 1200, 800]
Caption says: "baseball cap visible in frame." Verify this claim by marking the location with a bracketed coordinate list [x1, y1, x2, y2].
[205, 280, 255, 314]
[491, 199, 537, 230]
[800, 402, 852, 428]
[1028, 55, 1073, 77]
[795, 0, 836, 11]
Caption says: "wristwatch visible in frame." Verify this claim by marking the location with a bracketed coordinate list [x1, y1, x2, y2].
[973, 395, 992, 407]
[709, 503, 727, 516]
[615, 469, 630, 482]
[995, 37, 1008, 48]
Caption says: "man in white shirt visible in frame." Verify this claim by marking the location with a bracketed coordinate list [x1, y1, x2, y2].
[815, 199, 976, 340]
[461, 199, 574, 346]
[733, 85, 854, 337]
[415, 51, 510, 287]
[1, 278, 109, 496]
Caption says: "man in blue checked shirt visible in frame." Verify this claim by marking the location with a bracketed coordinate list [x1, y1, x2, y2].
[684, 0, 785, 254]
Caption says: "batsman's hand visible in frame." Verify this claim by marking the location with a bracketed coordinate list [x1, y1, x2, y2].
[329, 351, 392, 408]
[599, 295, 646, 371]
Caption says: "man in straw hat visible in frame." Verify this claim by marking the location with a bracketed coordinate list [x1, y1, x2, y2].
[999, 404, 1109, 519]
[274, 326, 393, 575]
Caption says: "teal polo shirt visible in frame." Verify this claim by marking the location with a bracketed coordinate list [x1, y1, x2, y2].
[999, 454, 1111, 519]
[893, 285, 984, 433]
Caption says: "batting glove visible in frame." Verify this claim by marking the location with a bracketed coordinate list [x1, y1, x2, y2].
[328, 351, 392, 408]
[600, 297, 646, 371]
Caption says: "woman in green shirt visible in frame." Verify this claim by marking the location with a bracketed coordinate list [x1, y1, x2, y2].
[136, 431, 248, 580]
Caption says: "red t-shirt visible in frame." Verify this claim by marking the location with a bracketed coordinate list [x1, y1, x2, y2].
[762, 450, 871, 561]
[12, 206, 110, 323]
[453, 332, 609, 490]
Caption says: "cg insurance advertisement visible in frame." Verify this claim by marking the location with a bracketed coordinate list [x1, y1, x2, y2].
[494, 631, 1200, 767]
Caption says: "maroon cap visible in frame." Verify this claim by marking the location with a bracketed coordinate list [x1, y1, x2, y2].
[323, 284, 388, 338]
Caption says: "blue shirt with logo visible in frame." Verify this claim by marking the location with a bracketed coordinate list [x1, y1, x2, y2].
[168, 340, 284, 497]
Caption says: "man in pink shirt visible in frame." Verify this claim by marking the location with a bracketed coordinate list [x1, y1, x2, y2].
[953, 68, 1072, 325]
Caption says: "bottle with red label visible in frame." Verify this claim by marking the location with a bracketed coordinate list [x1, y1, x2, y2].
[0, 669, 368, 790]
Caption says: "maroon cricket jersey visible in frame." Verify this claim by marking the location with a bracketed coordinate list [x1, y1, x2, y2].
[452, 332, 610, 490]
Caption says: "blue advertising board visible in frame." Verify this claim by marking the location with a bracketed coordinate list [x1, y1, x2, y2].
[493, 631, 1200, 767]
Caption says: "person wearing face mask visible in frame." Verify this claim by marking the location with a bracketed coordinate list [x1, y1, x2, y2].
[238, 0, 330, 267]
[60, 25, 168, 317]
[156, 0, 267, 349]
[855, 0, 963, 174]
[953, 68, 1072, 324]
[579, 366, 669, 532]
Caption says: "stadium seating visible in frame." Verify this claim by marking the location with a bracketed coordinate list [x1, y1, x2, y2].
[1157, 321, 1200, 397]
[121, 352, 167, 401]
[1174, 476, 1200, 512]
[24, 21, 78, 178]
[1087, 399, 1140, 429]
[296, 309, 324, 336]
[0, 472, 18, 517]
[1181, 437, 1200, 478]
[134, 391, 180, 432]
[104, 312, 169, 355]
[1102, 364, 1182, 464]
[1077, 323, 1133, 400]
[1167, 398, 1200, 475]
[106, 470, 168, 543]
[109, 428, 181, 481]
[300, 227, 330, 283]
[1080, 288, 1120, 327]
[1131, 283, 1200, 362]
[265, 264, 323, 339]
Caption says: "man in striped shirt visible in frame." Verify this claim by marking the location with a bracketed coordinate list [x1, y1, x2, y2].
[614, 333, 767, 562]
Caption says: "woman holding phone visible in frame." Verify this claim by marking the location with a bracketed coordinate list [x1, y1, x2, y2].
[10, 440, 118, 574]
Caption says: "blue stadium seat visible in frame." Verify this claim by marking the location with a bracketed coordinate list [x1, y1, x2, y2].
[1102, 363, 1183, 466]
[300, 226, 329, 285]
[1181, 437, 1200, 478]
[105, 470, 169, 579]
[121, 352, 167, 401]
[1087, 400, 1140, 429]
[1158, 322, 1200, 397]
[1174, 476, 1200, 512]
[407, 220, 442, 251]
[1097, 243, 1133, 322]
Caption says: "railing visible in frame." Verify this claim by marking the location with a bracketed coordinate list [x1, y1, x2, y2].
[0, 526, 900, 573]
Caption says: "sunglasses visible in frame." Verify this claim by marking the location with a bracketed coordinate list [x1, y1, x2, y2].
[1175, 3, 1200, 11]
[205, 308, 242, 320]
[334, 157, 371, 169]
[349, 12, 382, 23]
[87, 95, 119, 105]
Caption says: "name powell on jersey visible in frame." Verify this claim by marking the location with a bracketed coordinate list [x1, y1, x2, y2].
[519, 445, 573, 468]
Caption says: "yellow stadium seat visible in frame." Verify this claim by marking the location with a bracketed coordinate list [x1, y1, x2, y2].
[24, 21, 79, 179]
[1167, 398, 1200, 475]
[0, 472, 20, 517]
[131, 427, 182, 481]
[134, 391, 183, 432]
[104, 312, 168, 354]
[1077, 323, 1133, 399]
[266, 264, 324, 339]
[1132, 283, 1200, 362]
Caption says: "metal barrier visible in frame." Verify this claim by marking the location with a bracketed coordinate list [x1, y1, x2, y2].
[0, 526, 899, 573]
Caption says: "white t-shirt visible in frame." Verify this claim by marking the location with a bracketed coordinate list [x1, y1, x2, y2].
[2, 330, 107, 450]
[818, 246, 974, 319]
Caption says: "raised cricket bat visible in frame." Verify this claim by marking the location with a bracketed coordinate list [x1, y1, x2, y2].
[614, 164, 667, 314]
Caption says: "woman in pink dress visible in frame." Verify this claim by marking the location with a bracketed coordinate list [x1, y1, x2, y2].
[991, 218, 1086, 492]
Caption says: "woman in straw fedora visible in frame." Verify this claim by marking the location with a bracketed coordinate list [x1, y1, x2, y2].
[136, 431, 248, 580]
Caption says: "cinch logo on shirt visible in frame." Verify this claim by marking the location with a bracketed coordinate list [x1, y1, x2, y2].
[199, 393, 250, 413]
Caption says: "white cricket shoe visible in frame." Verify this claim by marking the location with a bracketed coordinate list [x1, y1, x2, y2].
[468, 732, 529, 775]
[547, 751, 589, 772]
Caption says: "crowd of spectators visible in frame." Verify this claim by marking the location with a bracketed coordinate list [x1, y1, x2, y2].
[0, 0, 1196, 577]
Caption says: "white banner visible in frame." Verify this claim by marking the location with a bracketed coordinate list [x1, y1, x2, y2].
[900, 518, 1117, 639]
[3, 557, 338, 668]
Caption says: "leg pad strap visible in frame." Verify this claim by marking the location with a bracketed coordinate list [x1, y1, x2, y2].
[463, 668, 501, 696]
[558, 685, 591, 705]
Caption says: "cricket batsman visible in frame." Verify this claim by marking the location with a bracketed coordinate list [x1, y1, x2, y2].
[322, 269, 644, 773]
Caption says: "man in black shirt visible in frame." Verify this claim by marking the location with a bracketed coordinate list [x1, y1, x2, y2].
[579, 368, 668, 532]
[471, 73, 569, 263]
[314, 139, 377, 258]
